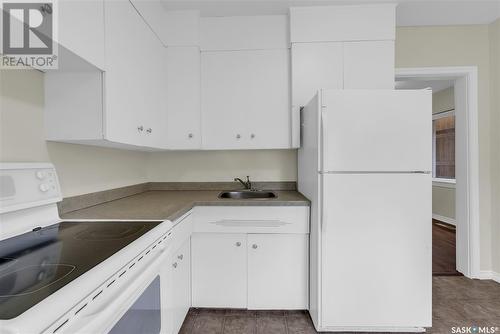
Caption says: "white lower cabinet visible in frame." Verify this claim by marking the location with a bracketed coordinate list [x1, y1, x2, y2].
[247, 234, 309, 309]
[191, 232, 309, 310]
[170, 238, 191, 334]
[191, 233, 248, 308]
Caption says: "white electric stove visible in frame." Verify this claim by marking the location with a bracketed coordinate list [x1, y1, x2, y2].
[0, 163, 174, 334]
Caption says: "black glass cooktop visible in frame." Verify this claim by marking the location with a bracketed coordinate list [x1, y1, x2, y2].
[0, 221, 161, 319]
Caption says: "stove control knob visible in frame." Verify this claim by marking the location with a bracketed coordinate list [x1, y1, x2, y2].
[35, 171, 46, 180]
[39, 184, 50, 192]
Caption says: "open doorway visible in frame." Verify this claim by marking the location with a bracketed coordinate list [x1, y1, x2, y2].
[395, 67, 480, 279]
[396, 79, 460, 276]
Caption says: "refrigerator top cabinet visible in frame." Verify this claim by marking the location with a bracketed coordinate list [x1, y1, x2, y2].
[320, 89, 432, 173]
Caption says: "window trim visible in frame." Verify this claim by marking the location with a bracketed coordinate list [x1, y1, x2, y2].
[432, 108, 456, 181]
[432, 177, 456, 188]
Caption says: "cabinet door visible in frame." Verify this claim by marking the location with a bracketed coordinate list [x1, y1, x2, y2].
[201, 49, 291, 149]
[129, 0, 168, 46]
[166, 47, 201, 149]
[171, 239, 191, 334]
[141, 37, 168, 149]
[343, 41, 395, 89]
[191, 233, 247, 308]
[58, 0, 105, 70]
[104, 0, 146, 146]
[291, 42, 343, 108]
[247, 234, 309, 309]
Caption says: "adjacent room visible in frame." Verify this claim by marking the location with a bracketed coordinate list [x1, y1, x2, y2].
[396, 79, 460, 276]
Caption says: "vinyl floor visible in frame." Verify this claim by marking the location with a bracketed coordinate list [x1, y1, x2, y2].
[179, 277, 500, 334]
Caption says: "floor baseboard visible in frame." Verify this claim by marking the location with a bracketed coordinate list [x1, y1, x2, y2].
[432, 214, 456, 226]
[478, 270, 500, 283]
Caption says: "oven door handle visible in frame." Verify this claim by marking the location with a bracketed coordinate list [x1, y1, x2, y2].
[60, 246, 169, 334]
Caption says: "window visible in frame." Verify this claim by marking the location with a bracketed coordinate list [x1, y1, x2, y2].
[432, 110, 455, 181]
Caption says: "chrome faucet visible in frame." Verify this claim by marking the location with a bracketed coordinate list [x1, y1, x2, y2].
[234, 176, 252, 190]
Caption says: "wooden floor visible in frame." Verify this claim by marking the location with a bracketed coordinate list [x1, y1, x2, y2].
[179, 277, 500, 333]
[432, 219, 461, 276]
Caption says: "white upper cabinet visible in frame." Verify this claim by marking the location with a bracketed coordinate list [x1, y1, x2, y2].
[291, 42, 343, 108]
[201, 49, 291, 149]
[164, 10, 200, 46]
[290, 4, 396, 110]
[46, 3, 397, 151]
[166, 47, 201, 149]
[200, 15, 288, 51]
[45, 0, 167, 150]
[290, 4, 396, 43]
[130, 0, 169, 46]
[343, 41, 395, 89]
[104, 0, 162, 147]
[200, 15, 292, 150]
[57, 0, 105, 70]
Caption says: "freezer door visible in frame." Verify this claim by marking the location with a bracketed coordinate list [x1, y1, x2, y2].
[321, 173, 431, 329]
[321, 90, 431, 172]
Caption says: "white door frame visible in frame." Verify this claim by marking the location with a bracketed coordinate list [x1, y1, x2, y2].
[396, 66, 480, 279]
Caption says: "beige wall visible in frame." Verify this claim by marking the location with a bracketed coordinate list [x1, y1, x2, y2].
[432, 86, 454, 114]
[396, 24, 493, 270]
[432, 87, 456, 221]
[432, 186, 456, 220]
[489, 19, 500, 273]
[0, 70, 148, 197]
[146, 150, 297, 182]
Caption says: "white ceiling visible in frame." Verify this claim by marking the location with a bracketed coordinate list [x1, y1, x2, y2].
[161, 0, 500, 26]
[395, 79, 454, 92]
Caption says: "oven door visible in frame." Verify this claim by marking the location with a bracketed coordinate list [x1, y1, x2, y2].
[108, 275, 162, 334]
[61, 247, 172, 334]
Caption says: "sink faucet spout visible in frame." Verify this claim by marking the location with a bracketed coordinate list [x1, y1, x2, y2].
[234, 176, 252, 190]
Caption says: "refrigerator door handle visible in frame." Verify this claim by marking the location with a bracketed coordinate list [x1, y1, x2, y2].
[321, 108, 328, 172]
[321, 180, 327, 233]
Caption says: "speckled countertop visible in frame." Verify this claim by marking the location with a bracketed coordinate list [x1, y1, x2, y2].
[61, 190, 310, 222]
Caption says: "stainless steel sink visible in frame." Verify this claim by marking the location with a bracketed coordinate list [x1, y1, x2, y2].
[218, 190, 277, 199]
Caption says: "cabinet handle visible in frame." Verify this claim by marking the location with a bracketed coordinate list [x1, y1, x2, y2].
[172, 262, 178, 268]
[188, 133, 193, 138]
[177, 254, 183, 260]
[250, 133, 255, 139]
[235, 242, 241, 247]
[146, 128, 152, 134]
[252, 244, 258, 249]
[236, 134, 241, 139]
[137, 125, 144, 132]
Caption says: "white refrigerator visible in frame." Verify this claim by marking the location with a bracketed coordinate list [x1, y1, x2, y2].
[298, 89, 432, 332]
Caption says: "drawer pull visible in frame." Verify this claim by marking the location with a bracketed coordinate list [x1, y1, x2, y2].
[210, 220, 289, 227]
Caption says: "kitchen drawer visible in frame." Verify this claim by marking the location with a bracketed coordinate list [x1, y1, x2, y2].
[192, 206, 309, 234]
